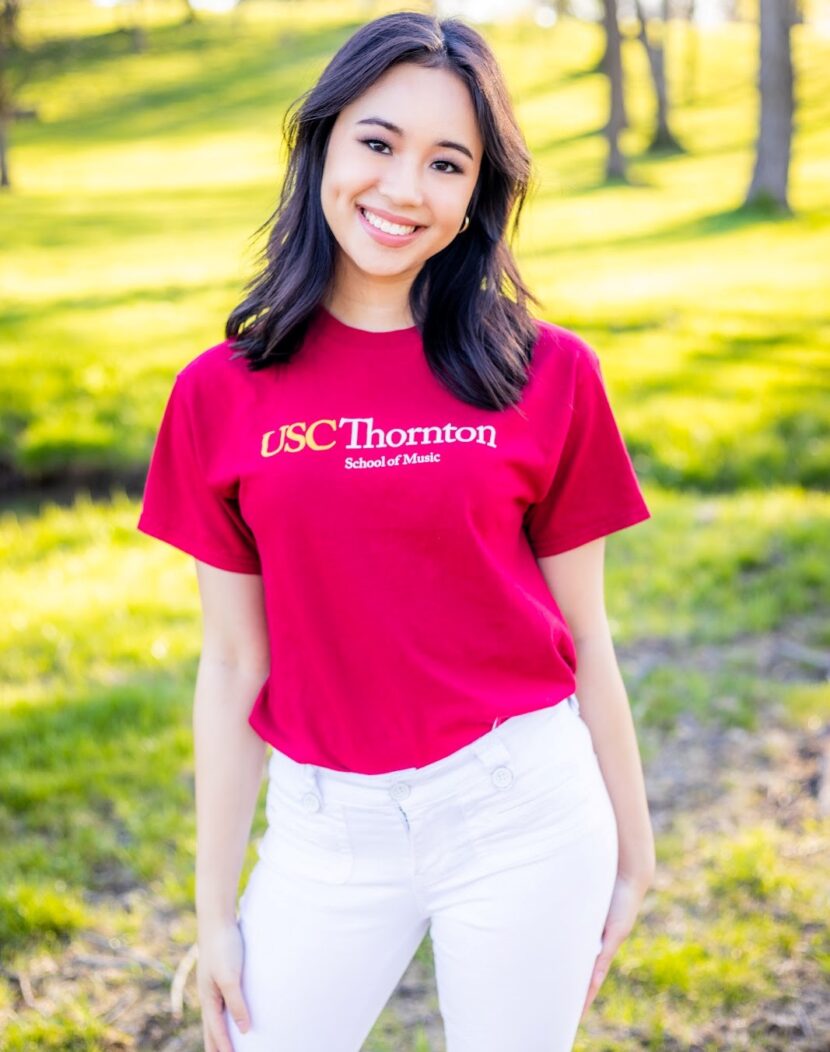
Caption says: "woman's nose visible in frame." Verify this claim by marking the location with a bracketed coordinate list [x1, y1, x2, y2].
[378, 162, 424, 207]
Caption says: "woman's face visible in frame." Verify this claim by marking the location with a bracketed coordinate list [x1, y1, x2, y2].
[320, 62, 483, 286]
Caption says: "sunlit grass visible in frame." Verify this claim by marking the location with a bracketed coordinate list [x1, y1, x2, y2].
[0, 492, 201, 694]
[0, 882, 88, 956]
[605, 486, 830, 643]
[592, 821, 830, 1046]
[1, 1002, 112, 1051]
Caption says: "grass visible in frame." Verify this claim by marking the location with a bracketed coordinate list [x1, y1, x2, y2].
[1, 0, 829, 1048]
[588, 813, 830, 1049]
[1, 1003, 115, 1051]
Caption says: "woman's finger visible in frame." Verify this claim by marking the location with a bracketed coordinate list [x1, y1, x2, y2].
[202, 1016, 218, 1052]
[219, 975, 251, 1034]
[579, 873, 649, 1023]
[579, 945, 615, 1021]
[203, 984, 235, 1052]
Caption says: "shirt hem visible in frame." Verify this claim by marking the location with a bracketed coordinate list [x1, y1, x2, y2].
[136, 517, 262, 574]
[530, 504, 652, 557]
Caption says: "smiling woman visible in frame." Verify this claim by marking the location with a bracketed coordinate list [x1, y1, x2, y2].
[224, 11, 541, 401]
[136, 10, 655, 1052]
[319, 62, 483, 288]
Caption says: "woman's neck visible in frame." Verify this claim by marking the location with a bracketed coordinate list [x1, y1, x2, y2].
[322, 282, 415, 333]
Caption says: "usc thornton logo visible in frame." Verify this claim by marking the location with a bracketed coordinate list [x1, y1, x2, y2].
[261, 416, 497, 457]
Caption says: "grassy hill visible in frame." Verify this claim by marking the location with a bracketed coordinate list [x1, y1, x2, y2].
[1, 1, 828, 491]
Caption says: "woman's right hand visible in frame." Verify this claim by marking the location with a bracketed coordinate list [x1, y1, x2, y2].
[197, 919, 251, 1052]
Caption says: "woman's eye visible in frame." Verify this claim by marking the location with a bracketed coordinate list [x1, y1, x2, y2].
[359, 139, 462, 174]
[432, 160, 462, 174]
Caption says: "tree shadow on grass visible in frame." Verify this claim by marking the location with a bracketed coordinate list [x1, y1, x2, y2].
[17, 19, 351, 148]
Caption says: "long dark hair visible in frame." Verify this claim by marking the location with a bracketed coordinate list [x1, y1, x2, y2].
[226, 10, 543, 412]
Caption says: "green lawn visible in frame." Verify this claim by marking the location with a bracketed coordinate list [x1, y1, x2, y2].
[1, 1, 828, 1048]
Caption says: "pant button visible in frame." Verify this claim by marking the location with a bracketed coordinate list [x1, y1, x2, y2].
[301, 792, 321, 812]
[492, 766, 513, 789]
[390, 782, 411, 801]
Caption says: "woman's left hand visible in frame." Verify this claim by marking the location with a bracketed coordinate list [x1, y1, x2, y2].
[580, 870, 653, 1022]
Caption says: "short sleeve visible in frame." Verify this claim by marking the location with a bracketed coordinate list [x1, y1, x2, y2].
[136, 373, 262, 574]
[524, 342, 651, 557]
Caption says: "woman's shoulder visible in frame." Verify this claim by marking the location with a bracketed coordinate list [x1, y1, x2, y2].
[532, 317, 600, 371]
[173, 336, 256, 398]
[527, 317, 602, 395]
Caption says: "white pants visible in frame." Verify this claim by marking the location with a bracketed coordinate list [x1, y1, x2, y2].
[226, 694, 618, 1051]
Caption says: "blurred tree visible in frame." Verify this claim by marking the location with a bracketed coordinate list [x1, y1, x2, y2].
[594, 2, 629, 131]
[97, 0, 148, 51]
[744, 0, 796, 211]
[676, 0, 698, 105]
[602, 0, 627, 179]
[131, 0, 147, 53]
[634, 0, 684, 152]
[0, 0, 37, 190]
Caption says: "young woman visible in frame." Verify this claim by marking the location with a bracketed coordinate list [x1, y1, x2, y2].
[137, 11, 656, 1052]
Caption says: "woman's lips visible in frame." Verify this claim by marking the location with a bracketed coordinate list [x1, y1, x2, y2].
[356, 205, 425, 247]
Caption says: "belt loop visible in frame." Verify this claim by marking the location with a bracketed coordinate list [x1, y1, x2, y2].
[469, 723, 513, 770]
[302, 762, 323, 806]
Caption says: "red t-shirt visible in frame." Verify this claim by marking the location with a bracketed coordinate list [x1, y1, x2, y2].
[137, 305, 651, 773]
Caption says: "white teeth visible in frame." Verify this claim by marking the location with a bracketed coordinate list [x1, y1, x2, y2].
[361, 208, 417, 236]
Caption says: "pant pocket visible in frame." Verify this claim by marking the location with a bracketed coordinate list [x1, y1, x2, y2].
[257, 779, 355, 885]
[459, 730, 602, 870]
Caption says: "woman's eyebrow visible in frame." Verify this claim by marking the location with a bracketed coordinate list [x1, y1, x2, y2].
[355, 116, 474, 161]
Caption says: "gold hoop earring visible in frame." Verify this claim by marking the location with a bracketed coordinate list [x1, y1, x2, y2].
[459, 213, 470, 233]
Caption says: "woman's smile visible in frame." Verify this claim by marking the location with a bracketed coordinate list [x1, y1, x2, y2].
[356, 204, 426, 246]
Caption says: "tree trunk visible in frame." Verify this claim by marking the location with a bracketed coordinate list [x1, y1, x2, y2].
[635, 0, 683, 152]
[0, 0, 20, 189]
[593, 20, 628, 134]
[682, 0, 698, 105]
[0, 118, 8, 188]
[602, 0, 627, 180]
[1, 0, 19, 46]
[745, 0, 795, 211]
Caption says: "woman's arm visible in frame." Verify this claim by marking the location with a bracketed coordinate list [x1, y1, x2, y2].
[193, 560, 269, 921]
[192, 560, 270, 1052]
[536, 537, 656, 885]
